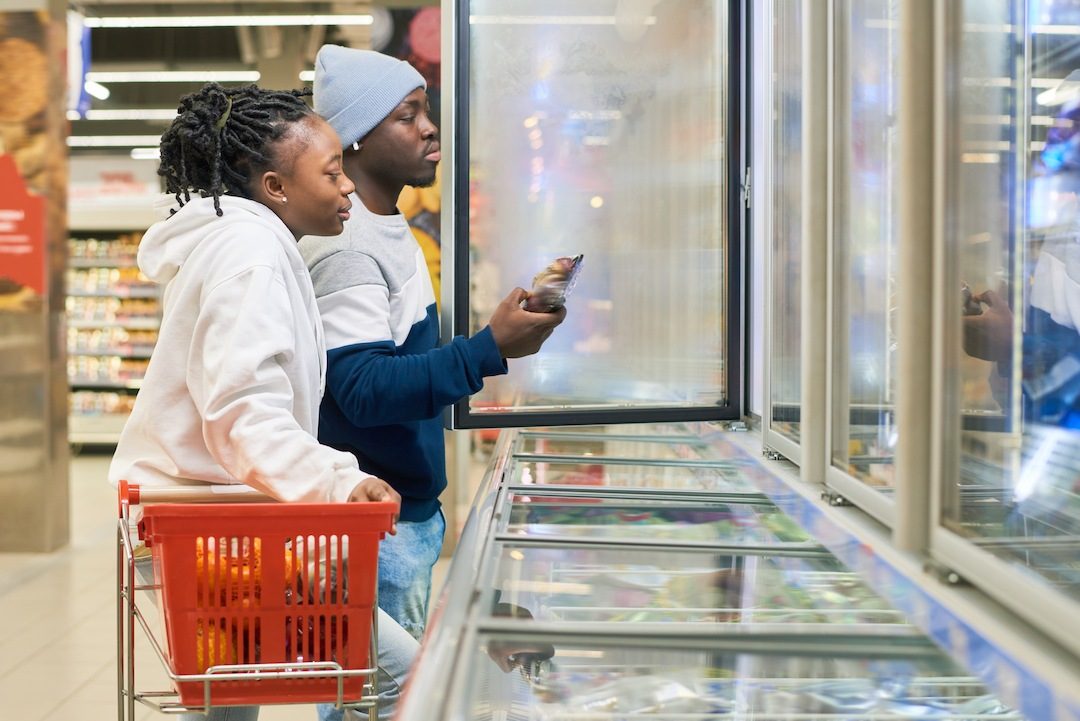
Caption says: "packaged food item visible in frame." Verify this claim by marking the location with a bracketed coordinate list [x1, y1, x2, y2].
[524, 254, 583, 312]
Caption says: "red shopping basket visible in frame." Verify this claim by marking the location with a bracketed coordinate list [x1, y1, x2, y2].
[138, 497, 395, 707]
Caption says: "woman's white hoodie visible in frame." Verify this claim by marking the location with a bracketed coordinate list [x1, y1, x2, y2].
[108, 196, 370, 503]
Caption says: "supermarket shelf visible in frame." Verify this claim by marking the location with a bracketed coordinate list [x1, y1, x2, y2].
[68, 349, 154, 359]
[69, 202, 159, 232]
[67, 318, 160, 330]
[67, 288, 158, 299]
[68, 257, 139, 269]
[69, 379, 143, 390]
[69, 412, 127, 444]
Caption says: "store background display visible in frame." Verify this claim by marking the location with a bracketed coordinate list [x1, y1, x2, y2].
[0, 4, 71, 552]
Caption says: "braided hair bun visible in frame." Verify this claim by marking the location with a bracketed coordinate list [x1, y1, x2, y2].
[158, 83, 313, 217]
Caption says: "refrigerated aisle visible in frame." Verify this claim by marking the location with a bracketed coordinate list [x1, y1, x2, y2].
[395, 425, 1078, 721]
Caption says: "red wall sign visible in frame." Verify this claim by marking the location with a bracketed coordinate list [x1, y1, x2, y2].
[0, 152, 46, 295]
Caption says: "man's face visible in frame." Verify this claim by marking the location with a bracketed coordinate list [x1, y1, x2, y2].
[358, 87, 440, 188]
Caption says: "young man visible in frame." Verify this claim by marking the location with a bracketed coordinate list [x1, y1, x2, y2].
[301, 45, 564, 643]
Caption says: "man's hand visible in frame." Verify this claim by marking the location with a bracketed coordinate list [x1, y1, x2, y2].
[486, 603, 555, 673]
[962, 289, 1013, 365]
[488, 288, 567, 359]
[348, 477, 401, 534]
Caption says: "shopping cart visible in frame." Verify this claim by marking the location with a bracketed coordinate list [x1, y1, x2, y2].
[117, 481, 396, 720]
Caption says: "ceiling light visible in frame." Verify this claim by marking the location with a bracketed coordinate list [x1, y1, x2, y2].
[84, 80, 110, 100]
[83, 15, 373, 29]
[590, 196, 604, 208]
[470, 15, 657, 25]
[67, 135, 162, 147]
[299, 70, 315, 82]
[130, 148, 161, 160]
[76, 109, 179, 121]
[86, 71, 260, 83]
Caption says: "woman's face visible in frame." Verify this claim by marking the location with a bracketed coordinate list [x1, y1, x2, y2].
[265, 116, 355, 239]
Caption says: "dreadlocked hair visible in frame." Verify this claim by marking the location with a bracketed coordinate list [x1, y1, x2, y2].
[158, 83, 314, 217]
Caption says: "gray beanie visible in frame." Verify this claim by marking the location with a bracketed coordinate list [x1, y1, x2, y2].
[314, 45, 426, 148]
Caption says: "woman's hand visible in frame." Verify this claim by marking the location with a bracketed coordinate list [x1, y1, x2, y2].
[349, 477, 401, 534]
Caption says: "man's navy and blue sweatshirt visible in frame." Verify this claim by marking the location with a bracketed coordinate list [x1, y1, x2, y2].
[299, 196, 506, 522]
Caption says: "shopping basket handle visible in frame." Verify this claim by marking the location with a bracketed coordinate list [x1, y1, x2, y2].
[119, 480, 276, 512]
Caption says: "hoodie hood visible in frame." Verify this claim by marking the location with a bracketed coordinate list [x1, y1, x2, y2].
[139, 195, 294, 285]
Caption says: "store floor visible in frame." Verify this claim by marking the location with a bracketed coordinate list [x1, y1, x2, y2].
[0, 451, 453, 721]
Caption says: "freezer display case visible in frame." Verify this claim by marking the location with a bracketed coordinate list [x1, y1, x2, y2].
[513, 428, 720, 461]
[397, 428, 1025, 721]
[447, 0, 741, 428]
[455, 637, 1021, 721]
[767, 0, 804, 449]
[483, 543, 907, 627]
[934, 0, 1080, 641]
[828, 0, 902, 515]
[505, 456, 762, 496]
[502, 493, 813, 546]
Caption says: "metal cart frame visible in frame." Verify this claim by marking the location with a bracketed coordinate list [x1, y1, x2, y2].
[117, 484, 380, 720]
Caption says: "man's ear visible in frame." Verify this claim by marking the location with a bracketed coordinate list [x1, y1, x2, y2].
[259, 171, 288, 206]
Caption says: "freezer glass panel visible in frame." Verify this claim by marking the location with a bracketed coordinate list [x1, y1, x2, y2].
[830, 0, 900, 492]
[507, 457, 760, 494]
[770, 0, 803, 443]
[487, 545, 904, 626]
[504, 495, 813, 544]
[516, 434, 713, 461]
[522, 423, 697, 437]
[464, 0, 729, 415]
[462, 637, 1022, 721]
[944, 2, 1080, 601]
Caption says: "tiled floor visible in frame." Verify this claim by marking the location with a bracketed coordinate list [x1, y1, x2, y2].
[0, 451, 457, 721]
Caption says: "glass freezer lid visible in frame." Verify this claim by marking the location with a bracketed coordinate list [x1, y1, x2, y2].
[506, 457, 761, 495]
[461, 635, 1022, 721]
[514, 433, 716, 462]
[483, 545, 907, 626]
[502, 495, 813, 545]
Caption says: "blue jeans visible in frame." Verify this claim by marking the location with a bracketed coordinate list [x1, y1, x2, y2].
[317, 510, 444, 721]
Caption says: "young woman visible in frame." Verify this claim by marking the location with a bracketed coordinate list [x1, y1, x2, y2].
[108, 83, 416, 721]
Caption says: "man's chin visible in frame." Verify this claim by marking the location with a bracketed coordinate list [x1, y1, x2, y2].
[408, 173, 438, 189]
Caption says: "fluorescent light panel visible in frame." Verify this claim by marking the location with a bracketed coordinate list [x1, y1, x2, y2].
[84, 15, 373, 29]
[86, 70, 260, 83]
[84, 80, 111, 100]
[73, 109, 179, 121]
[67, 135, 161, 147]
[469, 15, 657, 25]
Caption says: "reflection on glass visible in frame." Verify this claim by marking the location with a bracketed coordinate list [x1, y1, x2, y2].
[488, 546, 903, 625]
[948, 2, 1080, 602]
[517, 434, 712, 461]
[466, 0, 728, 414]
[508, 458, 759, 493]
[770, 0, 803, 443]
[522, 423, 696, 436]
[463, 637, 1022, 721]
[504, 496, 812, 544]
[831, 0, 900, 489]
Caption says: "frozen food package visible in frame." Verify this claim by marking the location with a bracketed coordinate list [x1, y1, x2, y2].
[523, 254, 583, 312]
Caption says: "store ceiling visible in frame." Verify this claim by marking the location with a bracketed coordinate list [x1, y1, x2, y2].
[69, 0, 436, 155]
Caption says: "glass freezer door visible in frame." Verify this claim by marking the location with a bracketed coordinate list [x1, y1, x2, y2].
[447, 0, 742, 428]
[450, 636, 1022, 721]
